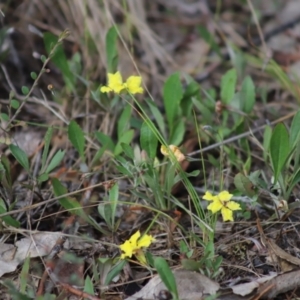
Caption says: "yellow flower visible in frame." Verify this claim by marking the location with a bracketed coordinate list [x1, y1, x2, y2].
[119, 230, 155, 264]
[124, 75, 144, 94]
[203, 191, 241, 222]
[160, 145, 185, 162]
[100, 71, 125, 94]
[100, 72, 144, 95]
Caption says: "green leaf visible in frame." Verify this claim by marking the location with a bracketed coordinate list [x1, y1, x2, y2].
[20, 256, 30, 293]
[40, 55, 46, 63]
[41, 126, 54, 172]
[51, 178, 84, 216]
[9, 144, 29, 172]
[0, 199, 20, 227]
[2, 281, 32, 300]
[10, 99, 20, 109]
[98, 202, 112, 228]
[114, 129, 134, 156]
[116, 164, 132, 176]
[289, 168, 300, 194]
[117, 104, 132, 138]
[21, 86, 29, 95]
[240, 76, 255, 113]
[234, 173, 256, 197]
[105, 260, 126, 285]
[30, 72, 37, 80]
[91, 146, 107, 166]
[68, 120, 85, 161]
[197, 25, 221, 58]
[154, 257, 179, 299]
[0, 113, 9, 121]
[95, 132, 115, 152]
[169, 119, 185, 145]
[140, 121, 158, 159]
[43, 32, 75, 90]
[38, 173, 49, 183]
[163, 72, 183, 130]
[45, 150, 65, 174]
[1, 155, 12, 187]
[290, 110, 300, 148]
[105, 26, 118, 73]
[270, 123, 290, 184]
[145, 98, 166, 137]
[83, 275, 94, 295]
[182, 79, 200, 99]
[220, 69, 237, 104]
[181, 258, 202, 271]
[121, 143, 134, 160]
[263, 125, 272, 161]
[109, 183, 118, 229]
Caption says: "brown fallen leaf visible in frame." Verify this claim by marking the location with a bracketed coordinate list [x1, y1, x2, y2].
[231, 273, 277, 296]
[257, 218, 300, 271]
[256, 269, 300, 299]
[125, 269, 219, 300]
[0, 232, 62, 277]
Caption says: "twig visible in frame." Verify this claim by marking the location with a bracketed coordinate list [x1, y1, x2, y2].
[3, 29, 70, 129]
[189, 111, 296, 157]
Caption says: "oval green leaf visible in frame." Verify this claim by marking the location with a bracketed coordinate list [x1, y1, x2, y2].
[163, 72, 183, 130]
[9, 144, 30, 172]
[154, 257, 179, 299]
[140, 121, 158, 159]
[220, 68, 237, 104]
[270, 123, 290, 184]
[68, 120, 85, 161]
[290, 110, 300, 148]
[240, 76, 255, 113]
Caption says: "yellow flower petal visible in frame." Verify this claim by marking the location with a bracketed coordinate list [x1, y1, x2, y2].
[100, 86, 113, 93]
[221, 207, 234, 221]
[108, 71, 123, 86]
[137, 234, 155, 248]
[120, 253, 127, 259]
[125, 76, 144, 94]
[119, 240, 134, 258]
[218, 191, 233, 202]
[226, 201, 241, 211]
[128, 230, 141, 245]
[203, 191, 216, 201]
[207, 199, 223, 213]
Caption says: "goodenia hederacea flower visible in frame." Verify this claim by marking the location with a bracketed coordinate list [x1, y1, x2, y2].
[203, 191, 241, 222]
[123, 75, 144, 94]
[100, 71, 144, 95]
[100, 71, 125, 94]
[119, 230, 155, 264]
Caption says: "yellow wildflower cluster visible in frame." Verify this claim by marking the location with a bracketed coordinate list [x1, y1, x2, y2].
[160, 145, 185, 162]
[100, 71, 144, 95]
[203, 191, 241, 222]
[119, 230, 155, 264]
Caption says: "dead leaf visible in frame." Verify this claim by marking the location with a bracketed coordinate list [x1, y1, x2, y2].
[125, 269, 219, 300]
[256, 269, 300, 299]
[11, 130, 42, 157]
[0, 232, 62, 277]
[231, 273, 277, 296]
